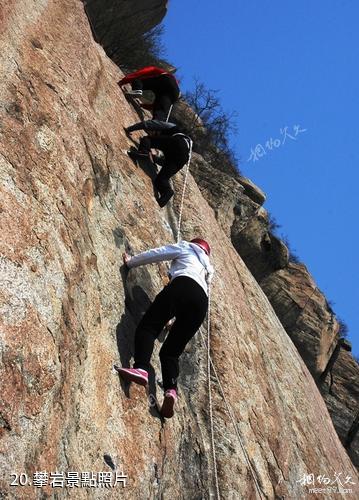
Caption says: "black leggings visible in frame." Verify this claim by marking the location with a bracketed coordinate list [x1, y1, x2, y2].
[154, 161, 183, 199]
[138, 135, 189, 198]
[132, 75, 179, 121]
[133, 276, 208, 390]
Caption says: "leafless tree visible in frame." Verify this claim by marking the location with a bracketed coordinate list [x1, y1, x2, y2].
[110, 25, 166, 71]
[183, 79, 239, 171]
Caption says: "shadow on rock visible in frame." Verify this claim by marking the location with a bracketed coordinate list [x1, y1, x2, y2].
[115, 251, 165, 419]
[133, 154, 158, 183]
[147, 365, 163, 420]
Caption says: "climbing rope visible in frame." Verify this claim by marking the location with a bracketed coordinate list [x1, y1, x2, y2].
[170, 146, 264, 497]
[206, 285, 221, 500]
[176, 162, 190, 242]
[165, 104, 173, 123]
[200, 282, 265, 500]
[172, 142, 263, 498]
[160, 100, 263, 497]
[170, 138, 221, 497]
[175, 140, 192, 243]
[202, 335, 265, 499]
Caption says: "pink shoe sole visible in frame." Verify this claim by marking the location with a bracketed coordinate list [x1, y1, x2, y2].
[160, 392, 177, 418]
[114, 366, 148, 387]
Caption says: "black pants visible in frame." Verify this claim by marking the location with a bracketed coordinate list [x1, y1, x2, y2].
[132, 75, 179, 121]
[138, 135, 189, 200]
[133, 276, 208, 390]
[154, 161, 183, 200]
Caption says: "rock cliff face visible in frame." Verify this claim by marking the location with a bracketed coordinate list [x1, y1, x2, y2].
[1, 1, 358, 499]
[260, 263, 339, 379]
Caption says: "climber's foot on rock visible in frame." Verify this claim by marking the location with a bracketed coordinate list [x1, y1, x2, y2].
[164, 317, 175, 331]
[156, 189, 174, 208]
[160, 389, 177, 418]
[124, 126, 133, 137]
[114, 366, 148, 387]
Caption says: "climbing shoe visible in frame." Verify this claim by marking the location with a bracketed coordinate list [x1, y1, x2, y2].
[124, 126, 132, 136]
[124, 89, 143, 96]
[164, 317, 175, 331]
[157, 189, 174, 208]
[160, 389, 177, 418]
[115, 367, 148, 387]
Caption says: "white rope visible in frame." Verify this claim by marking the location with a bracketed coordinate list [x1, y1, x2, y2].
[172, 141, 220, 497]
[176, 141, 192, 243]
[165, 104, 173, 123]
[211, 356, 264, 498]
[206, 285, 221, 500]
[200, 289, 265, 500]
[169, 133, 263, 497]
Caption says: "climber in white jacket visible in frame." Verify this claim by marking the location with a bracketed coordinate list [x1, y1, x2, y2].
[117, 239, 214, 418]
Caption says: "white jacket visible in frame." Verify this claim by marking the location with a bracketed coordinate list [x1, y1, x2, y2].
[127, 240, 214, 295]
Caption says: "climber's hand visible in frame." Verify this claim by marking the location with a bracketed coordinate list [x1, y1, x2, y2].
[122, 252, 131, 267]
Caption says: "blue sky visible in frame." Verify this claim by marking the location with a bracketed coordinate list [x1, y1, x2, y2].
[162, 0, 359, 357]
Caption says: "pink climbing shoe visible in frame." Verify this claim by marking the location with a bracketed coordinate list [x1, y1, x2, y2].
[115, 367, 148, 387]
[160, 389, 177, 418]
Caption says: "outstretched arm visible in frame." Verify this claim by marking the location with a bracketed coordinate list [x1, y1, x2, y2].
[123, 243, 183, 269]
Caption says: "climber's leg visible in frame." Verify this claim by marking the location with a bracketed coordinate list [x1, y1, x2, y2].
[154, 160, 183, 207]
[159, 277, 208, 391]
[127, 137, 152, 163]
[133, 285, 175, 373]
[124, 121, 146, 134]
[125, 119, 176, 135]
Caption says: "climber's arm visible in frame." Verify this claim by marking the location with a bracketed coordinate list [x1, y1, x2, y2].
[123, 243, 183, 269]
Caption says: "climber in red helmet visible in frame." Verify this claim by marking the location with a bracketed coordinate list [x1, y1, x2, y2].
[118, 65, 180, 122]
[117, 238, 213, 418]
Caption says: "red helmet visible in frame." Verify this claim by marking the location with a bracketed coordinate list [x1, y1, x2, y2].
[190, 238, 211, 256]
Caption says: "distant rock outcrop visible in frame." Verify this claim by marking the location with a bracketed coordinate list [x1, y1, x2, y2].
[320, 342, 359, 469]
[0, 1, 358, 498]
[260, 263, 339, 379]
[84, 0, 168, 67]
